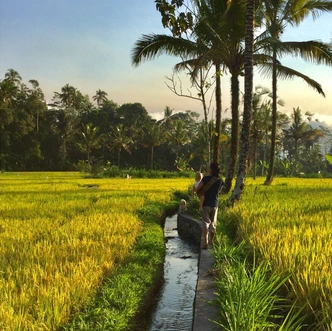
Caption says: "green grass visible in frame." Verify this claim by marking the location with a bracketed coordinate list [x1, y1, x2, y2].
[212, 238, 305, 331]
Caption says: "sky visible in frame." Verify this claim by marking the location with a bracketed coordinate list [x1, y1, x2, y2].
[1, 0, 332, 127]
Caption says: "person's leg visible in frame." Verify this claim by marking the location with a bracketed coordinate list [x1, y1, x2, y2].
[209, 207, 218, 245]
[201, 207, 211, 249]
[202, 227, 209, 249]
[199, 196, 204, 212]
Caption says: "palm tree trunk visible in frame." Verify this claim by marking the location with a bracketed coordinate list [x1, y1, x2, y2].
[60, 137, 67, 167]
[213, 62, 222, 163]
[262, 130, 268, 176]
[292, 139, 299, 176]
[151, 146, 154, 170]
[87, 149, 91, 172]
[230, 0, 254, 204]
[199, 68, 211, 166]
[265, 48, 277, 185]
[253, 138, 257, 179]
[117, 149, 121, 167]
[223, 74, 240, 193]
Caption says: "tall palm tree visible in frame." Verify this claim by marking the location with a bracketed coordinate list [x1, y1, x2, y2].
[51, 85, 76, 165]
[258, 0, 332, 184]
[28, 79, 45, 132]
[250, 87, 272, 179]
[93, 89, 108, 107]
[230, 0, 255, 204]
[193, 0, 246, 187]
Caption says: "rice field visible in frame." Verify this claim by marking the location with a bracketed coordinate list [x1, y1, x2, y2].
[2, 172, 331, 330]
[220, 177, 332, 329]
[0, 172, 191, 331]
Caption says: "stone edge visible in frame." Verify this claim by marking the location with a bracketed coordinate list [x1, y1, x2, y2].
[177, 213, 219, 331]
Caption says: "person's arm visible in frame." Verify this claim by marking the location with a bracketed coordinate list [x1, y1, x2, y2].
[196, 180, 204, 194]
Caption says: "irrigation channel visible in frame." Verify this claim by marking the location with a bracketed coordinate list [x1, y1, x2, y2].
[144, 214, 199, 331]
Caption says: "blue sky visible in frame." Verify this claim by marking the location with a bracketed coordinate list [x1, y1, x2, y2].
[1, 0, 332, 126]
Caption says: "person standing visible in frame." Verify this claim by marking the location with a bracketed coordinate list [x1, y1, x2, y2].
[196, 162, 223, 249]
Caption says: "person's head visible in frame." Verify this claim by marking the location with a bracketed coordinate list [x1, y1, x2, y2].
[209, 162, 221, 177]
[195, 172, 203, 181]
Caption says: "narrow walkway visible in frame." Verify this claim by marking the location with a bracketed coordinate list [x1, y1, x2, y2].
[177, 213, 220, 331]
[193, 241, 219, 331]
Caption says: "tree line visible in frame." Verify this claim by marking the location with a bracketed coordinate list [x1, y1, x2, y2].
[1, 69, 331, 178]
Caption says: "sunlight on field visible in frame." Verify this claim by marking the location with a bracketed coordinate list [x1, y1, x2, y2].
[226, 177, 332, 326]
[0, 172, 191, 331]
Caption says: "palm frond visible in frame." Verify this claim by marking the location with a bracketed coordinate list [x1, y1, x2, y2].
[289, 0, 332, 25]
[131, 34, 198, 67]
[259, 63, 326, 96]
[277, 40, 332, 65]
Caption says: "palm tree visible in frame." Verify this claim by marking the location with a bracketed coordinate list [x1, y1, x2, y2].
[287, 107, 310, 175]
[51, 85, 79, 166]
[93, 89, 108, 107]
[167, 119, 190, 159]
[258, 0, 332, 184]
[28, 79, 45, 132]
[0, 69, 21, 128]
[139, 120, 165, 169]
[132, 0, 248, 177]
[80, 123, 101, 171]
[190, 119, 212, 170]
[55, 84, 77, 108]
[250, 87, 272, 179]
[160, 106, 174, 131]
[230, 0, 255, 204]
[0, 78, 19, 107]
[108, 124, 133, 167]
[193, 0, 247, 188]
[5, 69, 22, 86]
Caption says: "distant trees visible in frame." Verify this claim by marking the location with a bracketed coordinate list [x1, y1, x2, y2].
[1, 68, 331, 177]
[0, 71, 47, 170]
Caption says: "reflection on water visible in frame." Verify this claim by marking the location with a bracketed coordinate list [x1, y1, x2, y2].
[148, 214, 199, 331]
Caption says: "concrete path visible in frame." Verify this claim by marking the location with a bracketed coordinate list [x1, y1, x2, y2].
[192, 225, 220, 331]
[177, 213, 220, 331]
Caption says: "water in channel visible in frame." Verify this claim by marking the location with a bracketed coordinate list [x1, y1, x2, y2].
[148, 214, 199, 331]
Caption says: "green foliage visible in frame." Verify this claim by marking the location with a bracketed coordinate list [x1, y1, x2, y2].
[1, 68, 331, 176]
[326, 154, 332, 165]
[213, 238, 306, 331]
